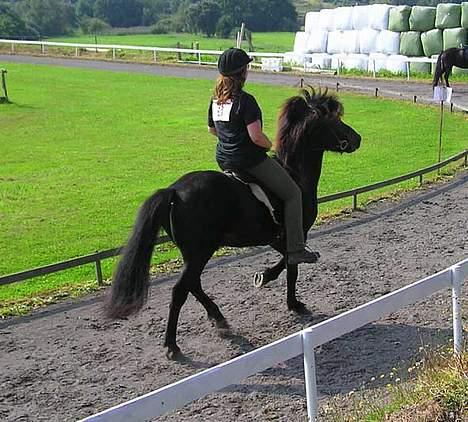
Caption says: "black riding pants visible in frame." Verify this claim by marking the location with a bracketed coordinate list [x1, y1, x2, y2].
[245, 157, 305, 253]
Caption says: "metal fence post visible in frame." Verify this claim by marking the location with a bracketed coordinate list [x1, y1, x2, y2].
[302, 330, 318, 421]
[451, 264, 463, 356]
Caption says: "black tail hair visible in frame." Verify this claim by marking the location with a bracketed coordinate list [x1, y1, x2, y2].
[105, 188, 175, 318]
[432, 53, 443, 88]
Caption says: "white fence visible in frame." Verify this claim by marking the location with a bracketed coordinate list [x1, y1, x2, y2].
[0, 39, 437, 79]
[79, 258, 467, 422]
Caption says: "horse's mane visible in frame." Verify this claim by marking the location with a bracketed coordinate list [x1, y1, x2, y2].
[275, 88, 343, 177]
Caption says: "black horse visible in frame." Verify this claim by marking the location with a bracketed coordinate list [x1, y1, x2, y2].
[432, 46, 468, 88]
[105, 88, 362, 359]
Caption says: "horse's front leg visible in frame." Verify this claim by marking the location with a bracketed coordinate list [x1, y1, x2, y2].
[286, 264, 307, 313]
[253, 257, 285, 288]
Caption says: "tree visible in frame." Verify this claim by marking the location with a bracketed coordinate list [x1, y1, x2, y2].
[18, 0, 76, 36]
[80, 16, 109, 34]
[0, 2, 24, 36]
[94, 0, 143, 27]
[76, 0, 95, 18]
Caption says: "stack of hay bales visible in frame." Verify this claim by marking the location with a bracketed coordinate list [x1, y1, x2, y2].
[285, 2, 468, 75]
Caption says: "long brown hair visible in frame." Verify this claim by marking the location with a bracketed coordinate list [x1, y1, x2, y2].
[213, 67, 247, 104]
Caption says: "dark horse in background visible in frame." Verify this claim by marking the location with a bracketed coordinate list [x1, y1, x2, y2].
[432, 46, 468, 88]
[105, 88, 362, 359]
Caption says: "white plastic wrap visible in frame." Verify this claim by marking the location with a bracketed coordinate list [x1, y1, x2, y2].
[261, 58, 283, 72]
[284, 51, 307, 66]
[376, 30, 400, 54]
[319, 9, 335, 30]
[334, 7, 354, 30]
[359, 28, 380, 54]
[369, 4, 393, 30]
[306, 30, 328, 53]
[293, 32, 310, 54]
[343, 53, 369, 71]
[385, 54, 408, 73]
[327, 31, 345, 54]
[308, 53, 332, 69]
[330, 54, 345, 70]
[352, 5, 371, 30]
[305, 12, 321, 33]
[342, 30, 360, 53]
[368, 52, 388, 72]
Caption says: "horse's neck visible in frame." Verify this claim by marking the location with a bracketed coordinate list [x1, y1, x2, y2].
[301, 153, 324, 200]
[281, 152, 324, 200]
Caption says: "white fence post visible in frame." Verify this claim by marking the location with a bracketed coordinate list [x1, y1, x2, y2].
[451, 264, 463, 355]
[302, 329, 318, 421]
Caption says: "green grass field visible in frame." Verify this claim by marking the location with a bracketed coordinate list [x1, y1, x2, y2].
[0, 62, 466, 313]
[49, 32, 296, 53]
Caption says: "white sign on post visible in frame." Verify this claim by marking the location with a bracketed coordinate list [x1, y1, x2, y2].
[433, 86, 453, 102]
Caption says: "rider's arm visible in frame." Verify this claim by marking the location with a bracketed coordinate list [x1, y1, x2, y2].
[247, 120, 272, 150]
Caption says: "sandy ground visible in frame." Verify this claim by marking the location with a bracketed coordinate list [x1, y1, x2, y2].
[0, 170, 467, 422]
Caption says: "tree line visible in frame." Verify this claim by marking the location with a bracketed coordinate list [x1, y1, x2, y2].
[0, 0, 298, 38]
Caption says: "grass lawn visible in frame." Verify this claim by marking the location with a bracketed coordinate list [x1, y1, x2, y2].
[48, 32, 296, 53]
[0, 62, 466, 313]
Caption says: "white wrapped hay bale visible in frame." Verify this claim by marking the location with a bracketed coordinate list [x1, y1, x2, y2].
[284, 51, 307, 66]
[376, 30, 401, 54]
[334, 7, 354, 30]
[261, 58, 283, 72]
[327, 30, 345, 54]
[330, 54, 346, 70]
[319, 9, 335, 30]
[306, 30, 328, 53]
[343, 53, 369, 71]
[368, 53, 388, 72]
[352, 5, 371, 30]
[342, 30, 360, 54]
[359, 28, 380, 53]
[305, 12, 320, 33]
[385, 54, 408, 73]
[369, 4, 393, 30]
[293, 32, 310, 54]
[307, 53, 332, 70]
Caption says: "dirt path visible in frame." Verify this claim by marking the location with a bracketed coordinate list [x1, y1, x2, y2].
[1, 54, 468, 111]
[1, 171, 467, 422]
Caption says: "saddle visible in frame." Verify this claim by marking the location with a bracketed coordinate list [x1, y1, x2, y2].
[223, 170, 281, 225]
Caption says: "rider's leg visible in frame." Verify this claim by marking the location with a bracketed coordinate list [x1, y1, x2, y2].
[245, 157, 304, 253]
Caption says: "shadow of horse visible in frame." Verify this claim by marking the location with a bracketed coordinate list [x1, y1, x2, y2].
[433, 46, 468, 88]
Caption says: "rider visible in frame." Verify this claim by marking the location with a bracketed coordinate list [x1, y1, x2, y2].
[207, 47, 318, 265]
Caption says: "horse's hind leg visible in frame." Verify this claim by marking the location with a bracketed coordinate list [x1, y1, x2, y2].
[445, 67, 452, 87]
[190, 280, 228, 332]
[253, 257, 285, 288]
[164, 253, 213, 360]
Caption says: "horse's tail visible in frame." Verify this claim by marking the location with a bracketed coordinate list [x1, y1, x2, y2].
[105, 188, 175, 319]
[432, 53, 444, 88]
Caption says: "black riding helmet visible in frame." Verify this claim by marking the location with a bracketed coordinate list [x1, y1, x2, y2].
[218, 48, 253, 76]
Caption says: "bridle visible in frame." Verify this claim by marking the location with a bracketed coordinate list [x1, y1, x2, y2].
[307, 107, 350, 153]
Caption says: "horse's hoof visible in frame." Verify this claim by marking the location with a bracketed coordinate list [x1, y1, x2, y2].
[165, 346, 182, 361]
[253, 272, 266, 288]
[288, 300, 308, 314]
[216, 319, 231, 337]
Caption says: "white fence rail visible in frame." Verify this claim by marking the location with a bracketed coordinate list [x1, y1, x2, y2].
[80, 258, 467, 422]
[0, 39, 438, 79]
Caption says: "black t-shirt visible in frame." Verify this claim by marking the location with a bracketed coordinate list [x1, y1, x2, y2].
[208, 91, 267, 170]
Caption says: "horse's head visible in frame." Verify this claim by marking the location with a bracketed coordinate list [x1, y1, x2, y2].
[276, 88, 361, 173]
